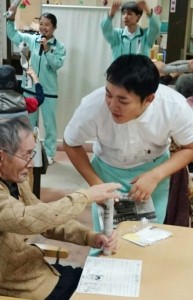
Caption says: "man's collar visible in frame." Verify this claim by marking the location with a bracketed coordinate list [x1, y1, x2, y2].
[122, 26, 143, 38]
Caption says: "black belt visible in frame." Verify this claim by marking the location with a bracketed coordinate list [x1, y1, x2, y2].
[22, 88, 58, 99]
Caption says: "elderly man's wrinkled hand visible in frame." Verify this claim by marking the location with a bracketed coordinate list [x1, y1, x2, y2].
[94, 230, 118, 252]
[88, 182, 122, 204]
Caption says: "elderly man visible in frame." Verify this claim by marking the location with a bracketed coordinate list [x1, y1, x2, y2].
[0, 116, 120, 300]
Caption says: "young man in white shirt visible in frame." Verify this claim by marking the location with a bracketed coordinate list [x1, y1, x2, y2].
[64, 54, 193, 224]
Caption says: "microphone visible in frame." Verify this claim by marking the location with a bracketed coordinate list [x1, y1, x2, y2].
[39, 35, 46, 56]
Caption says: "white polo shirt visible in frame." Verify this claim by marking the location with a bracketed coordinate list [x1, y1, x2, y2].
[64, 84, 193, 168]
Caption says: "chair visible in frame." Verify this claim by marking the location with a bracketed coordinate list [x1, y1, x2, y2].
[30, 243, 69, 263]
[0, 243, 69, 300]
[0, 297, 29, 300]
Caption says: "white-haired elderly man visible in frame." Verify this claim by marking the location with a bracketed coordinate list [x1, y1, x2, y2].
[0, 116, 120, 300]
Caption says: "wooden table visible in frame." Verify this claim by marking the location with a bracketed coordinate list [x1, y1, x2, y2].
[71, 221, 193, 300]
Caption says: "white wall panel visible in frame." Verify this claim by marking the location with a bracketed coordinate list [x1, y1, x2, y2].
[40, 4, 121, 140]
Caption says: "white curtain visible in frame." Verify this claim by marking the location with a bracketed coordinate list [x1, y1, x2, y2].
[41, 4, 121, 140]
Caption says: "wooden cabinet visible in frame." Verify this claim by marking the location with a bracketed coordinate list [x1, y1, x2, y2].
[166, 0, 189, 62]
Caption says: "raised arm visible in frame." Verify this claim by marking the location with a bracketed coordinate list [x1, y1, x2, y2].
[137, 1, 160, 47]
[109, 0, 122, 18]
[6, 5, 32, 46]
[101, 0, 122, 44]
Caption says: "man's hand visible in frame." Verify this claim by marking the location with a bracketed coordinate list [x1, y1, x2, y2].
[109, 0, 122, 18]
[40, 36, 49, 53]
[92, 230, 118, 252]
[137, 1, 151, 15]
[128, 172, 159, 202]
[7, 4, 17, 20]
[88, 182, 122, 204]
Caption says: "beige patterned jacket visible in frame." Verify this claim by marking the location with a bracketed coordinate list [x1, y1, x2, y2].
[0, 179, 95, 300]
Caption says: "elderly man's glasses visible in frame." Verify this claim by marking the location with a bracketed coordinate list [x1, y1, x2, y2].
[3, 149, 37, 163]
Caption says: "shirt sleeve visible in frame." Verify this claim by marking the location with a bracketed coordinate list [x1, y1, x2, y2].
[64, 101, 97, 146]
[145, 14, 161, 47]
[6, 20, 34, 48]
[34, 83, 44, 106]
[164, 63, 190, 74]
[171, 102, 193, 145]
[44, 40, 66, 71]
[25, 97, 38, 113]
[0, 180, 92, 237]
[25, 83, 44, 113]
[101, 15, 121, 46]
[42, 219, 96, 246]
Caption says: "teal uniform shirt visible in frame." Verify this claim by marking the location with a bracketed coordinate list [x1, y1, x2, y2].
[7, 20, 66, 157]
[7, 20, 66, 97]
[101, 14, 160, 60]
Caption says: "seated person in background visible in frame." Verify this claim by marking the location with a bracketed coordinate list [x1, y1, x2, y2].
[63, 54, 193, 225]
[0, 65, 44, 115]
[0, 116, 120, 300]
[101, 0, 160, 61]
[163, 59, 193, 74]
[154, 60, 180, 86]
[155, 59, 193, 75]
[175, 73, 193, 106]
[175, 73, 193, 174]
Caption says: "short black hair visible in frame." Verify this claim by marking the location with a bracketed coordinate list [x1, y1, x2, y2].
[40, 13, 57, 28]
[121, 1, 143, 16]
[106, 54, 160, 101]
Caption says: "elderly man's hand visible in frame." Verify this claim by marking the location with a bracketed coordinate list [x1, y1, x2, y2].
[88, 182, 121, 204]
[91, 230, 118, 252]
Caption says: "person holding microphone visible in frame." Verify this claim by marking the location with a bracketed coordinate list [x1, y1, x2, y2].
[101, 0, 160, 61]
[6, 4, 66, 165]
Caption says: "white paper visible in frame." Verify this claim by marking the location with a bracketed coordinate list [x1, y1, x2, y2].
[76, 256, 142, 297]
[122, 225, 172, 246]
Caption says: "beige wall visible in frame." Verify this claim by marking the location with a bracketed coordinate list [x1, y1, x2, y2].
[41, 0, 170, 23]
[41, 0, 114, 6]
[15, 0, 41, 29]
[15, 0, 169, 30]
[15, 0, 113, 29]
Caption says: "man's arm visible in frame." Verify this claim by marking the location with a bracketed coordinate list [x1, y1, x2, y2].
[43, 218, 118, 252]
[137, 1, 160, 47]
[63, 141, 103, 186]
[100, 0, 121, 45]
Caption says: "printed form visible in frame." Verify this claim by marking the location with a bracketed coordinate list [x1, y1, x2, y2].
[76, 256, 142, 297]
